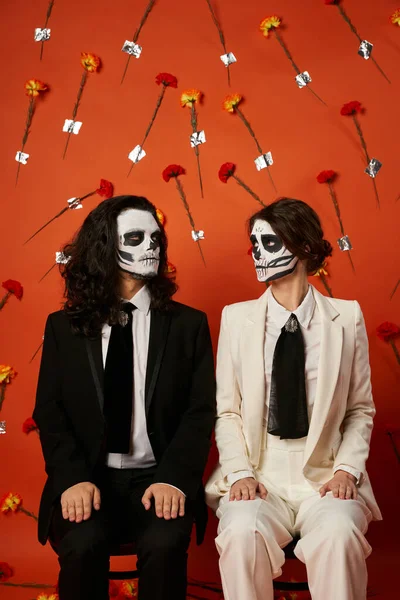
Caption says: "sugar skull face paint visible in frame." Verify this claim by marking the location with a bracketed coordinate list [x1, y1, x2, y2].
[250, 219, 298, 283]
[116, 209, 161, 279]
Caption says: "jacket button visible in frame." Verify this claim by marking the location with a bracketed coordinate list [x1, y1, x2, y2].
[149, 431, 154, 437]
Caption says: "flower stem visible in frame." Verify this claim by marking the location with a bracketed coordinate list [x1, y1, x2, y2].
[390, 340, 400, 365]
[20, 506, 38, 521]
[320, 274, 333, 298]
[352, 115, 380, 208]
[40, 0, 55, 60]
[328, 183, 345, 237]
[38, 263, 57, 283]
[233, 175, 265, 206]
[387, 431, 400, 463]
[29, 341, 44, 364]
[390, 279, 400, 300]
[205, 0, 231, 85]
[175, 178, 206, 266]
[235, 107, 263, 154]
[0, 582, 54, 589]
[16, 97, 35, 185]
[121, 0, 156, 84]
[0, 291, 11, 311]
[0, 384, 5, 411]
[190, 105, 204, 198]
[63, 71, 88, 159]
[128, 86, 167, 176]
[337, 5, 390, 83]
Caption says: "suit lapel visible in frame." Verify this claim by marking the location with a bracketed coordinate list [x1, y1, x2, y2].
[145, 309, 172, 417]
[240, 288, 269, 466]
[85, 336, 105, 413]
[303, 288, 343, 466]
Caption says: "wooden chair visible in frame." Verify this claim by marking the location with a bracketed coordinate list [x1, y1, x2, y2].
[272, 536, 309, 592]
[108, 541, 139, 581]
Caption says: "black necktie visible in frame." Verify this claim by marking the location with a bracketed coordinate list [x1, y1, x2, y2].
[103, 303, 136, 453]
[267, 313, 309, 440]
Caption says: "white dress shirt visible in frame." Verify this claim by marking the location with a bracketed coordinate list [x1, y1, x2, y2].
[227, 286, 361, 486]
[103, 286, 156, 469]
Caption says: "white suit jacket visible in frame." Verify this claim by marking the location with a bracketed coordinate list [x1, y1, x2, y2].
[205, 286, 382, 520]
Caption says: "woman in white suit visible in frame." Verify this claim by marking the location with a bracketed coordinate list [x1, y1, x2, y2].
[205, 198, 381, 600]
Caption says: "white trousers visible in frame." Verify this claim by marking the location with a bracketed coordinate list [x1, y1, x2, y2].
[215, 435, 373, 600]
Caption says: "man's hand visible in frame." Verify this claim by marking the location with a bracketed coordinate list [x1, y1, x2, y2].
[229, 477, 268, 501]
[61, 482, 101, 523]
[319, 470, 358, 500]
[141, 484, 185, 519]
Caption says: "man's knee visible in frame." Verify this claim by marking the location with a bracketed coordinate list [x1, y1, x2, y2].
[217, 499, 274, 546]
[57, 519, 108, 561]
[139, 518, 192, 558]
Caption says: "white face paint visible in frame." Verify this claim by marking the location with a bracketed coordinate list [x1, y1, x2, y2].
[250, 219, 298, 283]
[116, 209, 161, 279]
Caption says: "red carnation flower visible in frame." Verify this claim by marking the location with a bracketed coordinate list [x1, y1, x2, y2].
[376, 322, 400, 342]
[156, 73, 178, 88]
[219, 162, 236, 183]
[162, 164, 185, 182]
[22, 417, 39, 435]
[0, 561, 14, 582]
[340, 101, 363, 116]
[317, 170, 336, 184]
[96, 179, 114, 199]
[325, 0, 338, 5]
[2, 279, 23, 300]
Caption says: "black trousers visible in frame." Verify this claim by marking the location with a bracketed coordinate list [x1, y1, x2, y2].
[49, 466, 193, 600]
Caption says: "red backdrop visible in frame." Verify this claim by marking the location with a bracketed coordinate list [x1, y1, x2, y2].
[1, 1, 400, 598]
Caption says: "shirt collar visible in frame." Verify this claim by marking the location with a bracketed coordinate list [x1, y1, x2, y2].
[267, 285, 315, 330]
[126, 285, 151, 316]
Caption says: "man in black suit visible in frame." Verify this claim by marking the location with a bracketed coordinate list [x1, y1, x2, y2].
[33, 195, 216, 600]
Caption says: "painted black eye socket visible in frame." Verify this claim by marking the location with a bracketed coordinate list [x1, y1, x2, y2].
[124, 231, 144, 247]
[261, 234, 283, 253]
[151, 232, 161, 243]
[250, 234, 258, 248]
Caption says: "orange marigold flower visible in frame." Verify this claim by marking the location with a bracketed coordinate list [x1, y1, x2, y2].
[166, 261, 176, 275]
[25, 79, 48, 97]
[313, 262, 329, 277]
[223, 93, 242, 113]
[36, 594, 59, 600]
[0, 365, 17, 384]
[0, 492, 22, 514]
[156, 208, 166, 226]
[391, 9, 400, 25]
[81, 52, 101, 72]
[260, 16, 281, 37]
[180, 89, 202, 108]
[121, 580, 137, 597]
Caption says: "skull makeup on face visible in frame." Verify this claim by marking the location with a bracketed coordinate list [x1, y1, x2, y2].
[117, 209, 161, 279]
[250, 219, 298, 283]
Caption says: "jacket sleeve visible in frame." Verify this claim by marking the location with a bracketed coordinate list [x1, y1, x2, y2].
[214, 307, 255, 479]
[154, 313, 216, 499]
[33, 315, 92, 497]
[333, 302, 376, 483]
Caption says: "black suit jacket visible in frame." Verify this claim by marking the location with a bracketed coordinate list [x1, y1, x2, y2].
[33, 301, 216, 546]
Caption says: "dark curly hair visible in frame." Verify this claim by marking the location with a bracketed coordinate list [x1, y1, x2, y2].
[248, 197, 333, 274]
[60, 195, 178, 338]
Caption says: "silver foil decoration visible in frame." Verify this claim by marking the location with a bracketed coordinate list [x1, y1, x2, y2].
[284, 315, 298, 333]
[255, 152, 273, 171]
[337, 235, 353, 252]
[56, 252, 71, 264]
[63, 119, 83, 135]
[0, 421, 6, 434]
[192, 230, 205, 242]
[220, 52, 237, 66]
[15, 151, 29, 164]
[190, 130, 206, 148]
[358, 40, 373, 60]
[295, 71, 312, 88]
[364, 158, 382, 178]
[67, 197, 83, 210]
[34, 28, 51, 42]
[122, 40, 142, 58]
[128, 145, 146, 163]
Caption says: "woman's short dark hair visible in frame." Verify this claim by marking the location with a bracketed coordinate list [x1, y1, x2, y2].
[248, 197, 332, 274]
[60, 195, 178, 338]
